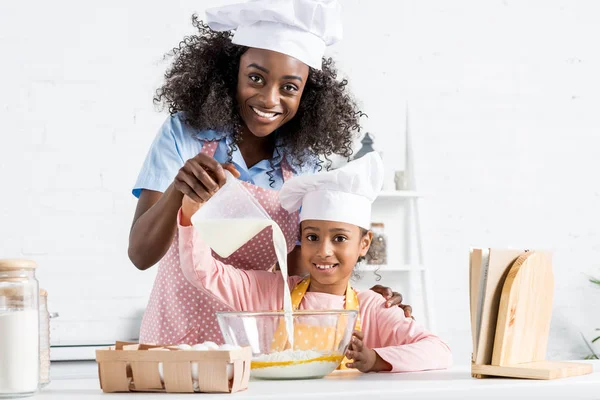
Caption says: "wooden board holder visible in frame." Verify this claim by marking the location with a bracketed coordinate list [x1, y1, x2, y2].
[470, 250, 593, 380]
[96, 341, 252, 393]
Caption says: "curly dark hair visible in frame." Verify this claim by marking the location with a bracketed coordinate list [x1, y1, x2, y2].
[154, 15, 365, 177]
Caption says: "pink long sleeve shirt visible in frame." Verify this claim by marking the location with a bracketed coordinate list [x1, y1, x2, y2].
[177, 217, 452, 373]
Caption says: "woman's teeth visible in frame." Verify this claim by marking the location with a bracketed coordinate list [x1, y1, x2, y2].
[252, 107, 279, 119]
[315, 264, 337, 270]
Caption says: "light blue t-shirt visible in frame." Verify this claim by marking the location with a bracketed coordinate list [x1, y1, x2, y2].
[133, 113, 319, 198]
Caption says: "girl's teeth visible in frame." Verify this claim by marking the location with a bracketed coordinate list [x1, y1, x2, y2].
[252, 107, 277, 118]
[316, 264, 336, 270]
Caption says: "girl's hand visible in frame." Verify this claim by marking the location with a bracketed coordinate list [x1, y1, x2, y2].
[345, 331, 376, 372]
[180, 195, 201, 226]
[174, 153, 240, 203]
[370, 284, 414, 319]
[345, 331, 392, 373]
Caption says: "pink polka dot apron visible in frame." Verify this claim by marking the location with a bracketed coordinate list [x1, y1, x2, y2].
[139, 140, 298, 345]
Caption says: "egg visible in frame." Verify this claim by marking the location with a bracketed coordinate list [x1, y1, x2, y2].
[202, 341, 219, 350]
[218, 344, 239, 380]
[191, 363, 199, 382]
[155, 348, 170, 382]
[176, 344, 192, 350]
[226, 364, 234, 381]
[190, 344, 208, 383]
[191, 361, 233, 381]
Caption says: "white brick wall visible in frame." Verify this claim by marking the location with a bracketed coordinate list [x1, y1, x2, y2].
[403, 0, 600, 363]
[1, 0, 599, 362]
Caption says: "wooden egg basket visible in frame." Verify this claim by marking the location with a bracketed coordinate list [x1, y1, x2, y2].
[96, 341, 252, 393]
[470, 249, 593, 379]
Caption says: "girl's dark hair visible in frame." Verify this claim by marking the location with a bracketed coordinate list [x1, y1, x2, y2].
[352, 227, 371, 281]
[154, 15, 365, 178]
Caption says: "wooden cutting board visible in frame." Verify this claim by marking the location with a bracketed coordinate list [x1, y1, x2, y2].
[491, 251, 553, 366]
[471, 249, 592, 379]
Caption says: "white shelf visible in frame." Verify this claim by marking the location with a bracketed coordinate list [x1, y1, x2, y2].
[358, 264, 425, 272]
[376, 190, 422, 200]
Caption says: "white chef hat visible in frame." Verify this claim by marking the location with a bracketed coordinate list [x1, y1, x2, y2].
[205, 0, 343, 70]
[279, 153, 384, 230]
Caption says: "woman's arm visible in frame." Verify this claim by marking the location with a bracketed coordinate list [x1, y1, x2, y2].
[128, 185, 183, 270]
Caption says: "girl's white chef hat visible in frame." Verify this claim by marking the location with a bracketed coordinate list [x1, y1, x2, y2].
[279, 152, 384, 230]
[206, 0, 343, 70]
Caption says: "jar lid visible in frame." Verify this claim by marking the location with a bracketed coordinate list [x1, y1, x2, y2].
[0, 259, 38, 271]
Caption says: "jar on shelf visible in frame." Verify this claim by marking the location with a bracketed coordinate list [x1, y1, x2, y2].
[394, 170, 407, 191]
[366, 223, 387, 265]
[0, 259, 40, 398]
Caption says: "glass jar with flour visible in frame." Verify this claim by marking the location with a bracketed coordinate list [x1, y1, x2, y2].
[0, 259, 40, 398]
[365, 223, 387, 265]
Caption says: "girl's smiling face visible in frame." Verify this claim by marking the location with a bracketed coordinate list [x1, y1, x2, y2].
[300, 220, 372, 293]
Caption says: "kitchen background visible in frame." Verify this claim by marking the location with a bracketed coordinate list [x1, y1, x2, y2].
[1, 0, 599, 365]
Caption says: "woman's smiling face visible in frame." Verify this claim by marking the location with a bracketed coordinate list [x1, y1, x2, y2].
[236, 48, 309, 137]
[300, 220, 372, 289]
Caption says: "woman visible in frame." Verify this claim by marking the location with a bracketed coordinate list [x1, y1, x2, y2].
[128, 0, 411, 345]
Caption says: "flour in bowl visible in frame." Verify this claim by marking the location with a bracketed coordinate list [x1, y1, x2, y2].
[251, 349, 343, 379]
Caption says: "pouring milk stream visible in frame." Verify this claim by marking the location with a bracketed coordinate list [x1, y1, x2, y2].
[190, 171, 294, 347]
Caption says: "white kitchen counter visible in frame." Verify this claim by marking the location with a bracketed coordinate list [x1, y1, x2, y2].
[33, 360, 600, 399]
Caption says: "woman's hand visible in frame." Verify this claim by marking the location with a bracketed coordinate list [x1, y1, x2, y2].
[370, 285, 414, 319]
[176, 154, 240, 226]
[174, 153, 240, 203]
[345, 331, 391, 372]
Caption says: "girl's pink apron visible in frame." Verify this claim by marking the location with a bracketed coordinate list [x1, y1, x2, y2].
[139, 141, 298, 345]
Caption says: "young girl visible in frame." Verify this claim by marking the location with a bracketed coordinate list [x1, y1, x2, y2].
[178, 153, 453, 373]
[130, 0, 411, 346]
